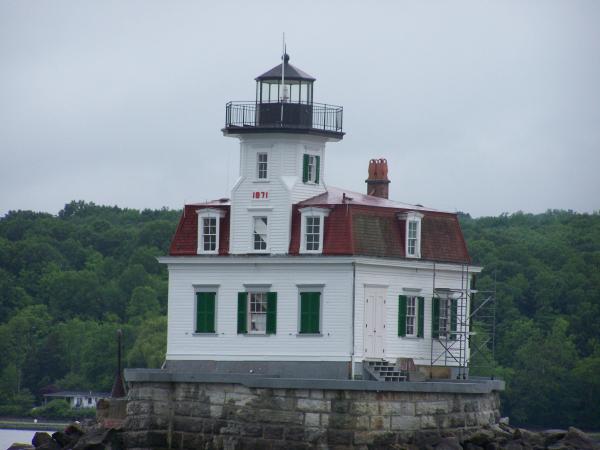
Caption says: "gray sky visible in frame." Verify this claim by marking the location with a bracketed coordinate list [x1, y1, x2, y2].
[1, 0, 599, 218]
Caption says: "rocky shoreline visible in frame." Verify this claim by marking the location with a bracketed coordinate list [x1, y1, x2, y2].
[6, 419, 600, 449]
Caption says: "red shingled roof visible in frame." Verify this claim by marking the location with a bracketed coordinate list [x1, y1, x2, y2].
[169, 204, 230, 256]
[169, 189, 470, 264]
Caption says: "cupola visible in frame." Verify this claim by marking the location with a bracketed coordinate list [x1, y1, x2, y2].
[223, 53, 344, 140]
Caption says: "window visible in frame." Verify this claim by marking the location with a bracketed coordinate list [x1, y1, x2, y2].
[195, 292, 216, 333]
[202, 217, 217, 251]
[253, 217, 268, 251]
[398, 211, 423, 258]
[299, 207, 330, 254]
[299, 292, 321, 334]
[249, 292, 267, 332]
[432, 295, 457, 340]
[237, 291, 277, 334]
[439, 297, 452, 338]
[257, 152, 268, 179]
[398, 295, 424, 338]
[305, 217, 320, 251]
[407, 220, 418, 256]
[302, 154, 320, 184]
[406, 296, 417, 336]
[197, 208, 226, 254]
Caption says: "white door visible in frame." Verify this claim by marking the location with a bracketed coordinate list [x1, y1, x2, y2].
[364, 287, 387, 358]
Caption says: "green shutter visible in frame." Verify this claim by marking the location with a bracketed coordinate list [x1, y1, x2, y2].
[237, 292, 247, 334]
[266, 292, 277, 334]
[302, 154, 309, 182]
[300, 292, 310, 333]
[315, 156, 320, 184]
[450, 298, 457, 341]
[432, 295, 440, 339]
[196, 292, 215, 333]
[300, 292, 320, 334]
[313, 292, 321, 333]
[398, 295, 407, 337]
[417, 296, 424, 338]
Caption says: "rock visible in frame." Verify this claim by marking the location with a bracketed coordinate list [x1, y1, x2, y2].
[466, 429, 495, 446]
[72, 428, 120, 450]
[516, 428, 544, 447]
[489, 424, 512, 440]
[463, 444, 484, 450]
[31, 432, 52, 447]
[561, 427, 596, 450]
[542, 429, 568, 446]
[499, 417, 510, 426]
[435, 436, 462, 450]
[52, 431, 76, 448]
[7, 444, 35, 450]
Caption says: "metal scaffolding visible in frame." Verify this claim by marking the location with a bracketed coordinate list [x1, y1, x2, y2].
[429, 263, 496, 379]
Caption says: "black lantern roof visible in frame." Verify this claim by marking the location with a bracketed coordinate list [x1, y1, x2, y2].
[255, 54, 316, 82]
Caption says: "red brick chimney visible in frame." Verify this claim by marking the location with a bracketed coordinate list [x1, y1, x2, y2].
[365, 158, 390, 199]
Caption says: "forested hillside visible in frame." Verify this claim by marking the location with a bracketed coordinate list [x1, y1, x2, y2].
[0, 202, 598, 429]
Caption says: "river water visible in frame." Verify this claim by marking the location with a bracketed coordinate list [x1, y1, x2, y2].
[0, 428, 55, 449]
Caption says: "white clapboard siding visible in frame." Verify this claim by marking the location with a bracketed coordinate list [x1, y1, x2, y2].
[229, 135, 328, 254]
[166, 260, 354, 361]
[353, 262, 475, 366]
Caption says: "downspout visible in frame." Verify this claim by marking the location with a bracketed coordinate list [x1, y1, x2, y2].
[350, 261, 356, 379]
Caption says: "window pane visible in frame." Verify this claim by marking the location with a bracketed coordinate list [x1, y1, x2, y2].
[305, 216, 321, 251]
[405, 296, 417, 336]
[249, 292, 267, 333]
[253, 217, 268, 250]
[203, 217, 217, 251]
[257, 153, 268, 179]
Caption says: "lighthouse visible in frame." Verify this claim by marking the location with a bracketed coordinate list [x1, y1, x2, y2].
[223, 53, 343, 255]
[163, 50, 480, 382]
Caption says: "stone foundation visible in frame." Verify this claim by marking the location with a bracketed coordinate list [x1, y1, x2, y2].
[123, 370, 503, 450]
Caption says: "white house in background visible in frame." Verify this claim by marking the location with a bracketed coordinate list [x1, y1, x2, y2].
[43, 391, 110, 409]
[160, 53, 480, 381]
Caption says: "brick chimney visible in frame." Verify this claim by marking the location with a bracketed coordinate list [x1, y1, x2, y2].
[365, 158, 390, 199]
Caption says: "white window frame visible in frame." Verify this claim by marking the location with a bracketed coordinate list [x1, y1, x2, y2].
[439, 296, 451, 338]
[299, 207, 330, 254]
[248, 291, 268, 334]
[306, 154, 317, 183]
[197, 208, 226, 255]
[252, 216, 269, 253]
[398, 211, 423, 259]
[256, 152, 268, 180]
[405, 296, 418, 337]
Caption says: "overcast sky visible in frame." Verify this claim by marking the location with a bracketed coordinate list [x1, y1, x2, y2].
[1, 0, 599, 218]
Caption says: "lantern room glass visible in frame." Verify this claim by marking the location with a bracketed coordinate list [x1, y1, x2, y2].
[257, 80, 313, 104]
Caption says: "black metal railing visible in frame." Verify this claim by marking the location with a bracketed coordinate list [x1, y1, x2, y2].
[225, 101, 343, 134]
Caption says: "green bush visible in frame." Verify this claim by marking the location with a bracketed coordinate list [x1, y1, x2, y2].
[30, 399, 96, 420]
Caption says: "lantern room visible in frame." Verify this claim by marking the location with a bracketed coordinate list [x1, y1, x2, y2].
[256, 53, 314, 105]
[223, 53, 344, 140]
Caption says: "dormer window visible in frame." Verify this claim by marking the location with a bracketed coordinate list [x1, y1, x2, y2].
[302, 154, 320, 184]
[197, 208, 226, 254]
[299, 207, 330, 254]
[257, 152, 268, 179]
[398, 211, 423, 259]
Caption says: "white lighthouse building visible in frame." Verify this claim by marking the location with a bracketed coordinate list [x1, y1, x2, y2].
[161, 53, 479, 381]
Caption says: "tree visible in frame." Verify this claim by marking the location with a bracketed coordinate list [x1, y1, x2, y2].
[127, 316, 167, 368]
[126, 286, 160, 323]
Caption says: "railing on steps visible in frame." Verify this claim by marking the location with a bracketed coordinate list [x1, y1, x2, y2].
[363, 360, 408, 382]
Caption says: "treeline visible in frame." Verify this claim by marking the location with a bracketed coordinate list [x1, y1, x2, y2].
[0, 201, 179, 415]
[460, 210, 600, 429]
[0, 202, 599, 429]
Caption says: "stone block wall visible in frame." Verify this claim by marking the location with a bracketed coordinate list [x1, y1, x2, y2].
[123, 381, 501, 450]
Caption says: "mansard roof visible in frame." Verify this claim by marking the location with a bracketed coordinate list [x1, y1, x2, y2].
[168, 190, 470, 264]
[169, 203, 230, 256]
